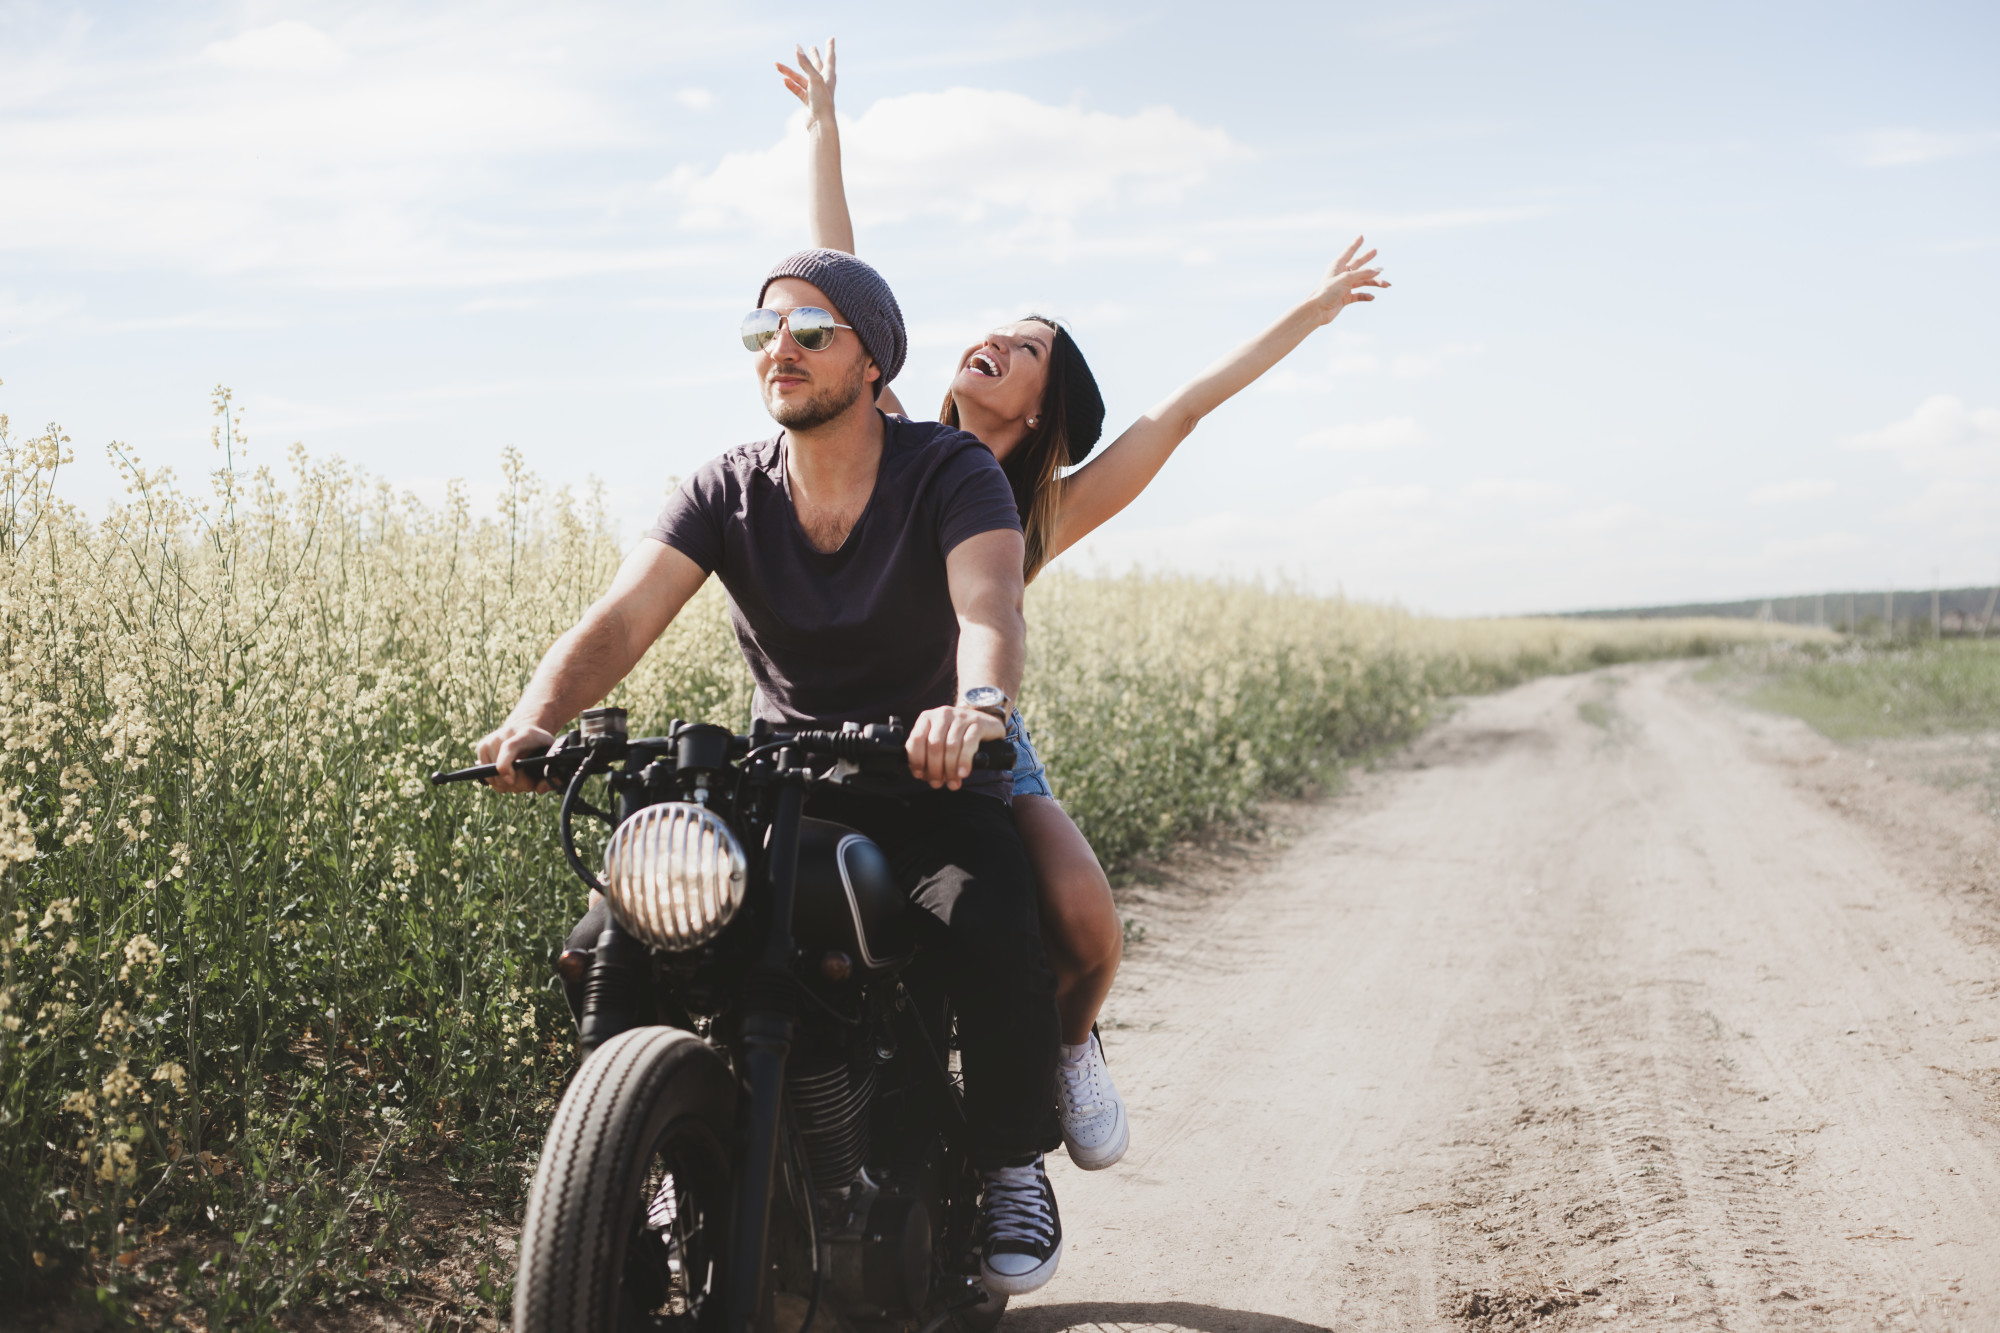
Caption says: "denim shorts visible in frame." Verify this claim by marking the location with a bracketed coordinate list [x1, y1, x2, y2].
[1004, 711, 1054, 800]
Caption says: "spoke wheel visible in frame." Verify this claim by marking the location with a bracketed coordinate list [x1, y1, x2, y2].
[514, 1028, 737, 1333]
[619, 1115, 729, 1328]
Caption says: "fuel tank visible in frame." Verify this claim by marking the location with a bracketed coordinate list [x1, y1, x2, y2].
[790, 818, 915, 971]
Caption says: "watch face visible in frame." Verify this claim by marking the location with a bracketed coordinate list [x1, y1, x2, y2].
[963, 686, 1006, 709]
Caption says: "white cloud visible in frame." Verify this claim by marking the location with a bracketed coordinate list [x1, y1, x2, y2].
[1749, 478, 1834, 506]
[670, 89, 1239, 234]
[0, 289, 83, 344]
[1851, 128, 2000, 168]
[205, 21, 348, 73]
[0, 9, 727, 285]
[1386, 343, 1483, 378]
[1754, 531, 1868, 563]
[1258, 335, 1480, 393]
[1453, 478, 1570, 507]
[867, 16, 1132, 71]
[1205, 204, 1552, 237]
[1358, 10, 1482, 51]
[1845, 395, 2000, 479]
[1844, 395, 2000, 540]
[1297, 417, 1426, 452]
[676, 88, 714, 111]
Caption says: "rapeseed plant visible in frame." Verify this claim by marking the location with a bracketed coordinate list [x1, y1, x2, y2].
[0, 388, 1805, 1324]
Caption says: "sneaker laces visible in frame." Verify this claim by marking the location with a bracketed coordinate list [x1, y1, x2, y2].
[981, 1162, 1055, 1246]
[1058, 1045, 1109, 1118]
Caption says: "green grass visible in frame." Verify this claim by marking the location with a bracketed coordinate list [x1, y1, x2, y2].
[1740, 639, 2000, 740]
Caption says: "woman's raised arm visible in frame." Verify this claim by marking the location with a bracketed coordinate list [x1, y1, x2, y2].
[777, 41, 906, 415]
[777, 42, 856, 256]
[1048, 239, 1390, 561]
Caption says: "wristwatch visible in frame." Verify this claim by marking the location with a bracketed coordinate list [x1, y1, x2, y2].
[960, 686, 1012, 721]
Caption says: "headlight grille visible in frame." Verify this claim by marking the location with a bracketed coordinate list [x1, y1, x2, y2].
[603, 803, 748, 950]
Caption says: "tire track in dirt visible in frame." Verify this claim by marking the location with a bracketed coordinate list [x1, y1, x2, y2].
[1008, 661, 2000, 1333]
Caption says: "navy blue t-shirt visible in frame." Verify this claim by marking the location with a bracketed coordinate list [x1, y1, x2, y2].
[646, 414, 1021, 795]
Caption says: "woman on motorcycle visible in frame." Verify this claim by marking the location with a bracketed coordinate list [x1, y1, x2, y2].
[777, 41, 1389, 1172]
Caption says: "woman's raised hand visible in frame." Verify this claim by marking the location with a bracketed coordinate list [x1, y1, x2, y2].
[776, 40, 838, 127]
[1307, 237, 1391, 324]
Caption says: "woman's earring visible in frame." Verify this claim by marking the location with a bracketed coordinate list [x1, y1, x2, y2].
[1028, 416, 1040, 429]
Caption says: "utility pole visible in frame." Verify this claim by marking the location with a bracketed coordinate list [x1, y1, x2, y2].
[1846, 591, 1855, 633]
[1982, 582, 1998, 640]
[1817, 593, 1825, 627]
[1886, 588, 1895, 639]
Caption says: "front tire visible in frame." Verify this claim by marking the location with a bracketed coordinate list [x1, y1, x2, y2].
[514, 1027, 738, 1333]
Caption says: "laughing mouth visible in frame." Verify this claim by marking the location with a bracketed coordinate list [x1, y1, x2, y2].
[967, 352, 1000, 378]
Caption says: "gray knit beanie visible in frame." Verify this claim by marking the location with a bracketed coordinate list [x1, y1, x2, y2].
[759, 249, 907, 390]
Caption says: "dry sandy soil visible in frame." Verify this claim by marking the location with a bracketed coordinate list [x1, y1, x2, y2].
[1012, 660, 2000, 1333]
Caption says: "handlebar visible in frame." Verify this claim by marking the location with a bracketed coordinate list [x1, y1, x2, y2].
[429, 719, 1017, 901]
[429, 748, 555, 787]
[428, 724, 1015, 787]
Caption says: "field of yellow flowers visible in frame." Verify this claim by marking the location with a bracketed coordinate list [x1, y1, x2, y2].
[0, 394, 1812, 1325]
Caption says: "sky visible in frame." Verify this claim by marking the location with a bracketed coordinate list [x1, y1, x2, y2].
[2, 0, 1996, 615]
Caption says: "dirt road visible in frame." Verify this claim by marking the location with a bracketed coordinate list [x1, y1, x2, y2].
[1011, 661, 2000, 1332]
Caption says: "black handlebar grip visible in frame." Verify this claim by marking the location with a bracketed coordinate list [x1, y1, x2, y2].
[971, 740, 1016, 771]
[429, 746, 552, 786]
[840, 736, 1017, 778]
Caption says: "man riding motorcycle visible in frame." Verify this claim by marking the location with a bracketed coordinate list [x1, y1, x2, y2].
[476, 248, 1067, 1297]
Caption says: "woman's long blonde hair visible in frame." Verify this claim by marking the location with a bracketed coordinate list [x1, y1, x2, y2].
[939, 317, 1095, 580]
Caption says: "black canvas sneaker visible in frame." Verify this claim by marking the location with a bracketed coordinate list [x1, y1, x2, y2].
[977, 1156, 1063, 1295]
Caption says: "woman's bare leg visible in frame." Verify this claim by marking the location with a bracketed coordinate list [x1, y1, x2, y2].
[1014, 794, 1121, 1046]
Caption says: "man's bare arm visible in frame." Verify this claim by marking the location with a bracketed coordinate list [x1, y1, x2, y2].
[907, 528, 1026, 789]
[477, 539, 708, 791]
[947, 528, 1026, 701]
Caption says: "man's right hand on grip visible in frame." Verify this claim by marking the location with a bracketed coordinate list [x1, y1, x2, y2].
[476, 720, 557, 793]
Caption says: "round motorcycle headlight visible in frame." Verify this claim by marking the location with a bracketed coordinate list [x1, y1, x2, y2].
[602, 803, 748, 951]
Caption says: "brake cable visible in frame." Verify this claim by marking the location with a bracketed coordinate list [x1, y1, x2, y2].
[558, 743, 617, 893]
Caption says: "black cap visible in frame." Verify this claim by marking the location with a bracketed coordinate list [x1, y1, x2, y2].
[1049, 325, 1105, 465]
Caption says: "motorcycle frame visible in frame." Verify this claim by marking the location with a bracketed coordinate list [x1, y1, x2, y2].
[552, 729, 978, 1333]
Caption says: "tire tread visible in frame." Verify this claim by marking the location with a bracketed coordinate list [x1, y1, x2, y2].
[514, 1028, 735, 1333]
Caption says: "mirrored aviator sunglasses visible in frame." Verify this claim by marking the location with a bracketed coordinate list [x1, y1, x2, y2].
[740, 306, 853, 353]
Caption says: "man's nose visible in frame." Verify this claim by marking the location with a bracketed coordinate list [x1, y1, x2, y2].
[768, 325, 805, 362]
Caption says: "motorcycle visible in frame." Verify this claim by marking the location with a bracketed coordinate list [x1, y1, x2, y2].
[432, 707, 1022, 1332]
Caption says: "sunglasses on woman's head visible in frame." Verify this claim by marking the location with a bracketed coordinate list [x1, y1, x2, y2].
[740, 306, 853, 353]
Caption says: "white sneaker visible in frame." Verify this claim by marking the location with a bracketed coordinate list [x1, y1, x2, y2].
[1057, 1029, 1129, 1170]
[978, 1157, 1063, 1295]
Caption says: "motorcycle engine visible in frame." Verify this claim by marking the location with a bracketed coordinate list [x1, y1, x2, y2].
[822, 1171, 932, 1319]
[789, 1052, 874, 1189]
[790, 1049, 932, 1317]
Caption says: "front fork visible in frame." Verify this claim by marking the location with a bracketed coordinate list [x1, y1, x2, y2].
[571, 759, 810, 1333]
[726, 766, 808, 1333]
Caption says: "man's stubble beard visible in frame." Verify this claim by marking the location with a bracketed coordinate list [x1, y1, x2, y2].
[767, 357, 871, 431]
